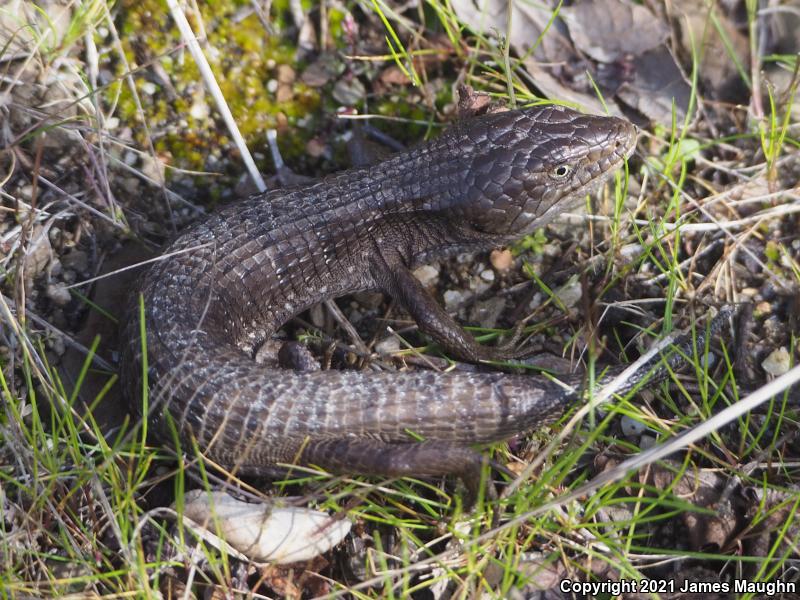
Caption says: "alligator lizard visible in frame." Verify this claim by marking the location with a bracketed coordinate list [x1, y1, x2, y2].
[121, 105, 638, 493]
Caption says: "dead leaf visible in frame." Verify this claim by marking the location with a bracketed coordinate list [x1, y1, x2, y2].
[561, 0, 668, 63]
[179, 490, 352, 564]
[616, 46, 692, 125]
[672, 0, 750, 102]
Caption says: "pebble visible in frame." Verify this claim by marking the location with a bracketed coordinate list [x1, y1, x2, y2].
[620, 415, 646, 437]
[46, 283, 71, 306]
[528, 292, 543, 310]
[375, 336, 401, 355]
[443, 289, 469, 312]
[468, 276, 492, 295]
[189, 97, 209, 120]
[489, 248, 513, 271]
[412, 264, 439, 287]
[479, 269, 495, 282]
[639, 434, 657, 449]
[619, 243, 643, 263]
[309, 303, 325, 328]
[762, 347, 791, 376]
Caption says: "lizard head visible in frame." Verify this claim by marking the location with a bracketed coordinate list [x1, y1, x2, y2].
[453, 105, 637, 238]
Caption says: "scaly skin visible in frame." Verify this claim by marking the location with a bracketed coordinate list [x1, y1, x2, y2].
[121, 105, 638, 491]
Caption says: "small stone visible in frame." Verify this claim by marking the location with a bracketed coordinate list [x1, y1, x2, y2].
[619, 243, 643, 263]
[555, 276, 582, 309]
[375, 336, 401, 355]
[620, 416, 646, 437]
[762, 347, 791, 376]
[46, 284, 71, 306]
[277, 64, 295, 83]
[753, 301, 772, 319]
[639, 435, 657, 450]
[48, 227, 63, 246]
[276, 65, 295, 103]
[189, 97, 209, 120]
[489, 248, 513, 271]
[443, 289, 468, 312]
[413, 264, 439, 287]
[305, 137, 327, 158]
[469, 276, 492, 295]
[480, 269, 495, 282]
[309, 303, 325, 328]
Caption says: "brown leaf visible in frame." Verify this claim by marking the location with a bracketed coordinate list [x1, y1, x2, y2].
[561, 0, 668, 63]
[377, 65, 411, 87]
[672, 0, 750, 101]
[450, 0, 623, 115]
[639, 463, 747, 551]
[616, 46, 692, 125]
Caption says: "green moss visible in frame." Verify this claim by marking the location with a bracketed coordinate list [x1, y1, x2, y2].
[112, 0, 322, 194]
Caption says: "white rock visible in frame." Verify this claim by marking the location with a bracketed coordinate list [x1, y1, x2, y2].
[762, 347, 791, 376]
[46, 283, 71, 306]
[620, 415, 646, 437]
[375, 336, 401, 355]
[180, 490, 351, 564]
[413, 264, 439, 287]
[189, 98, 209, 120]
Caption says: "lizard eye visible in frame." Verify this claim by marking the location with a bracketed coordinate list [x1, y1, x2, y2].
[550, 164, 572, 179]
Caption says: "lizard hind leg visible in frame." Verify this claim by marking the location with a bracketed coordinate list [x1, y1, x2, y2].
[300, 439, 497, 504]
